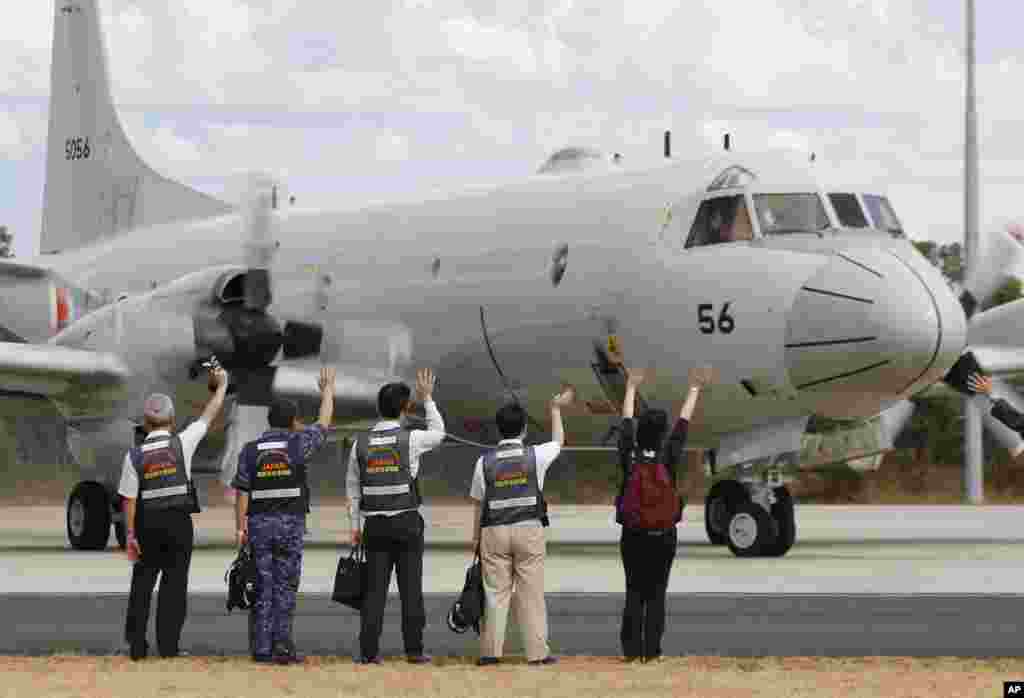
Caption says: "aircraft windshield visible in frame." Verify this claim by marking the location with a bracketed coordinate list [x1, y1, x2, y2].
[863, 194, 903, 235]
[828, 193, 869, 228]
[685, 195, 755, 247]
[753, 193, 830, 235]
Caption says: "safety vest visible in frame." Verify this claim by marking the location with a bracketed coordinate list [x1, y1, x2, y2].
[246, 432, 307, 516]
[131, 434, 192, 513]
[357, 427, 419, 514]
[481, 442, 543, 527]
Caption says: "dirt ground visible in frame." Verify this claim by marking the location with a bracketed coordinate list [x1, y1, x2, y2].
[2, 656, 1020, 698]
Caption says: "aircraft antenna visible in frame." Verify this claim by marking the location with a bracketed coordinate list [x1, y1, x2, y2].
[724, 133, 730, 151]
[663, 130, 671, 158]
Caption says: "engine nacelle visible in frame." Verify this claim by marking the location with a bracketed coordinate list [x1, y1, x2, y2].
[192, 269, 322, 370]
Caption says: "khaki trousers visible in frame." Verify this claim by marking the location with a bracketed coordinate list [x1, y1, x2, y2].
[479, 523, 549, 661]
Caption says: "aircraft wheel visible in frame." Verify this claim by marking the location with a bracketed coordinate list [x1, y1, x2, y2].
[726, 502, 778, 558]
[763, 486, 796, 557]
[705, 480, 747, 545]
[67, 481, 112, 550]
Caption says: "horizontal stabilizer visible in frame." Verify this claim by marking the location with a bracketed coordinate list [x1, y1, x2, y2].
[0, 260, 50, 279]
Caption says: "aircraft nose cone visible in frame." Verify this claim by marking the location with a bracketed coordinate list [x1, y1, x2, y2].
[784, 248, 964, 417]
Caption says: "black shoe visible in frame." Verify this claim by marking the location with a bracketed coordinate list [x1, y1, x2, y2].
[477, 656, 500, 666]
[356, 656, 382, 665]
[253, 654, 274, 664]
[273, 642, 303, 665]
[528, 656, 559, 666]
[407, 654, 432, 665]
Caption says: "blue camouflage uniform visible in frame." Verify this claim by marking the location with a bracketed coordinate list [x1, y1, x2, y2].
[231, 424, 327, 659]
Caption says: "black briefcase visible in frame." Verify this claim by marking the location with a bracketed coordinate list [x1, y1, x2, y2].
[331, 543, 367, 611]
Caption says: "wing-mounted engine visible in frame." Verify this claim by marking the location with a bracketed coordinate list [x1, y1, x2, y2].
[191, 268, 323, 371]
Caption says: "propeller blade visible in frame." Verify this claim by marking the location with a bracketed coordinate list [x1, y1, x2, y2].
[281, 321, 324, 360]
[980, 376, 1024, 458]
[967, 296, 1024, 348]
[876, 399, 917, 449]
[968, 346, 1024, 377]
[240, 172, 278, 311]
[960, 227, 1024, 316]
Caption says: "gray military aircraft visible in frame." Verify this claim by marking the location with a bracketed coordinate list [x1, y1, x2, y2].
[4, 0, 1024, 558]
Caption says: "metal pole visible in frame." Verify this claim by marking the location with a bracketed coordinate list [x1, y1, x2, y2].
[964, 0, 984, 504]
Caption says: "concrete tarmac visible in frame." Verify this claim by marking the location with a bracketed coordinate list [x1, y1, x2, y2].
[5, 593, 1024, 658]
[2, 505, 1023, 594]
[2, 505, 1023, 656]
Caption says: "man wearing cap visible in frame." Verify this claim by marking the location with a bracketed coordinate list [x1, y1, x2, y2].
[120, 366, 229, 660]
[232, 366, 336, 664]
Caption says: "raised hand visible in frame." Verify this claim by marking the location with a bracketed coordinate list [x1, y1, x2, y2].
[318, 366, 337, 394]
[550, 386, 575, 408]
[688, 365, 715, 388]
[415, 368, 436, 401]
[967, 372, 993, 396]
[625, 367, 648, 388]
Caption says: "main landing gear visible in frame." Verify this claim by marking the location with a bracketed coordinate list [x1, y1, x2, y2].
[67, 480, 125, 551]
[704, 479, 796, 557]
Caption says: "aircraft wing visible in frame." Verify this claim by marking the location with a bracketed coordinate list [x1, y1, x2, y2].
[0, 341, 131, 398]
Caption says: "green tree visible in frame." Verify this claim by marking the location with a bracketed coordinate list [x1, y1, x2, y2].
[912, 240, 936, 261]
[0, 226, 11, 259]
[983, 277, 1024, 311]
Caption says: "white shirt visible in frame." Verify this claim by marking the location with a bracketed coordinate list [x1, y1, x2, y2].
[346, 400, 446, 530]
[469, 438, 561, 527]
[117, 420, 209, 499]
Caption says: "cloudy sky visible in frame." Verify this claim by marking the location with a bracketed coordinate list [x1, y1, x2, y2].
[1, 0, 1022, 260]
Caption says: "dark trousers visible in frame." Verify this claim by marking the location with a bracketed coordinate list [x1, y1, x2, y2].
[124, 510, 194, 657]
[619, 526, 677, 660]
[359, 511, 425, 659]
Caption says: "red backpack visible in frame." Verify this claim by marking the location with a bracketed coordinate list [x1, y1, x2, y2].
[619, 458, 681, 531]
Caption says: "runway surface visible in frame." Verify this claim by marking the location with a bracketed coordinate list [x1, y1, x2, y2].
[2, 505, 1023, 594]
[2, 505, 1022, 656]
[5, 593, 1024, 657]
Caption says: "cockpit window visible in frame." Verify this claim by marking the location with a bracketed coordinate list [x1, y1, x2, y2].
[753, 193, 830, 235]
[685, 195, 754, 248]
[863, 194, 904, 235]
[828, 193, 869, 228]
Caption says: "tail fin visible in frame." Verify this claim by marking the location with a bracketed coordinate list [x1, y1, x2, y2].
[40, 1, 232, 255]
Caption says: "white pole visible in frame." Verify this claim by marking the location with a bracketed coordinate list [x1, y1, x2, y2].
[964, 0, 984, 504]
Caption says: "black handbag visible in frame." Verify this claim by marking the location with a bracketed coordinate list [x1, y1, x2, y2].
[331, 542, 367, 610]
[225, 545, 257, 613]
[447, 546, 484, 635]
